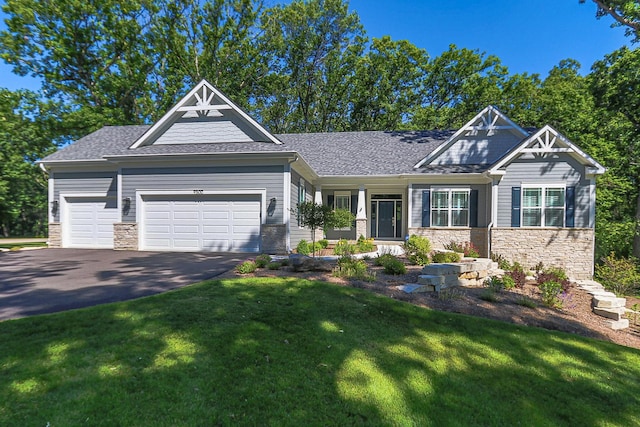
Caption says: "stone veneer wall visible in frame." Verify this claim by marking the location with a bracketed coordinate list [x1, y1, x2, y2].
[491, 228, 594, 279]
[48, 223, 61, 248]
[261, 224, 287, 254]
[408, 228, 489, 257]
[355, 219, 367, 240]
[114, 223, 138, 250]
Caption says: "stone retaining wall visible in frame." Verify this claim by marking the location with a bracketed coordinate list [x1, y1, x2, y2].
[114, 223, 138, 250]
[261, 224, 287, 254]
[48, 223, 61, 248]
[491, 228, 594, 279]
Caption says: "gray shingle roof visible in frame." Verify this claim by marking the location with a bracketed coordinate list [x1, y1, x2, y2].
[42, 125, 484, 176]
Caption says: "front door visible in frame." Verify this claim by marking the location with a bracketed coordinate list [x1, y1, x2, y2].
[370, 195, 402, 239]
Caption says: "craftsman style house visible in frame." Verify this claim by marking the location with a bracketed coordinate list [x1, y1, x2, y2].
[40, 80, 605, 278]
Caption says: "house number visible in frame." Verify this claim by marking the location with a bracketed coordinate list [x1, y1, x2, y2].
[193, 189, 204, 194]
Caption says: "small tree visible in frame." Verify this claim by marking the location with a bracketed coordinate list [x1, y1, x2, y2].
[329, 208, 355, 240]
[296, 202, 333, 257]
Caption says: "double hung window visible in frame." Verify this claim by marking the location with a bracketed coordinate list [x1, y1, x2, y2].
[431, 189, 470, 227]
[522, 186, 565, 227]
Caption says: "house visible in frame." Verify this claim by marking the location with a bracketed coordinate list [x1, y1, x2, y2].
[39, 80, 605, 279]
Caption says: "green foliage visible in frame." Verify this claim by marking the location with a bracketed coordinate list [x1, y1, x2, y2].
[485, 276, 505, 293]
[266, 262, 281, 270]
[432, 251, 462, 263]
[235, 260, 257, 274]
[356, 235, 375, 253]
[334, 239, 356, 256]
[502, 275, 516, 290]
[374, 254, 406, 275]
[403, 235, 432, 266]
[516, 295, 537, 309]
[595, 252, 640, 296]
[329, 208, 356, 231]
[255, 254, 272, 268]
[297, 202, 334, 256]
[539, 281, 563, 308]
[444, 241, 479, 258]
[491, 253, 511, 270]
[296, 240, 311, 256]
[333, 256, 375, 281]
[507, 262, 527, 289]
[479, 289, 499, 302]
[318, 239, 329, 249]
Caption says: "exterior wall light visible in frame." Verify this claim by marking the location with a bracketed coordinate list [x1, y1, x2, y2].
[122, 197, 131, 214]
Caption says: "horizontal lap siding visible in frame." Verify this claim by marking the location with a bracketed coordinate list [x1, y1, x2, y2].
[53, 171, 117, 222]
[121, 166, 284, 225]
[289, 169, 313, 247]
[496, 155, 589, 227]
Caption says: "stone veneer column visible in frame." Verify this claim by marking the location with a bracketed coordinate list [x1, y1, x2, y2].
[113, 223, 138, 250]
[355, 218, 367, 239]
[490, 228, 594, 279]
[48, 223, 62, 248]
[261, 224, 287, 254]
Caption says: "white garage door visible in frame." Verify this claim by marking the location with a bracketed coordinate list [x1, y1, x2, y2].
[142, 194, 261, 252]
[66, 197, 118, 248]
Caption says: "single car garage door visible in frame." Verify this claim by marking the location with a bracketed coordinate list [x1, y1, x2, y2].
[66, 197, 119, 248]
[142, 194, 261, 252]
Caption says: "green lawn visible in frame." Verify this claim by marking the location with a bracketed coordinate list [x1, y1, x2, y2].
[1, 277, 639, 426]
[0, 241, 47, 250]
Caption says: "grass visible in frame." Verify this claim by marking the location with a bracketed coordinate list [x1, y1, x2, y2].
[0, 241, 47, 250]
[1, 277, 639, 426]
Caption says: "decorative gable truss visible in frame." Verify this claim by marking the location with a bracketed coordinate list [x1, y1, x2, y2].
[414, 106, 529, 169]
[130, 80, 282, 148]
[489, 125, 606, 176]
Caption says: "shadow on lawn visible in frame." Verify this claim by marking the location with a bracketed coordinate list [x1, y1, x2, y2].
[0, 277, 639, 425]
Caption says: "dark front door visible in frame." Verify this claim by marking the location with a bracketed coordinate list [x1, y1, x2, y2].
[378, 201, 395, 238]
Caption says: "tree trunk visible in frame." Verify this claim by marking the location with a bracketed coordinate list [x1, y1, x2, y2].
[634, 192, 640, 259]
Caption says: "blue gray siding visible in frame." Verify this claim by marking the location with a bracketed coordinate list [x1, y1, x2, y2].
[496, 154, 590, 227]
[121, 165, 284, 225]
[53, 171, 117, 222]
[411, 184, 490, 228]
[153, 114, 266, 145]
[289, 169, 314, 248]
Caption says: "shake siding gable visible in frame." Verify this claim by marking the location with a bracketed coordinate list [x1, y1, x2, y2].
[121, 165, 284, 224]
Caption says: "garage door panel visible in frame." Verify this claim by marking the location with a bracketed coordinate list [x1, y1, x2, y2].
[66, 198, 117, 249]
[142, 194, 261, 252]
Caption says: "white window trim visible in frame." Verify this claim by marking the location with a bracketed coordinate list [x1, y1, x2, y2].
[521, 184, 566, 228]
[431, 187, 471, 228]
[333, 191, 352, 230]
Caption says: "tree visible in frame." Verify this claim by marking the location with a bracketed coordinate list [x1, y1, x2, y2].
[0, 90, 62, 236]
[296, 202, 333, 257]
[580, 0, 640, 42]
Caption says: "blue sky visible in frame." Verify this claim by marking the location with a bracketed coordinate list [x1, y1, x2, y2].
[0, 0, 630, 92]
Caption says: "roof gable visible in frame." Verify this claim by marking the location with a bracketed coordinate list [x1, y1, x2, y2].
[413, 106, 529, 169]
[489, 125, 606, 175]
[130, 80, 281, 149]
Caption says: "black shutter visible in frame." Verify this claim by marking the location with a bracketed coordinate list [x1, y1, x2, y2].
[469, 189, 478, 227]
[327, 195, 334, 209]
[565, 186, 575, 227]
[421, 190, 430, 227]
[351, 194, 357, 229]
[511, 187, 521, 227]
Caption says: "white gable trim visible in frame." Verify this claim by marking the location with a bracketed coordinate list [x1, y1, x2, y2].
[488, 125, 606, 175]
[130, 80, 281, 149]
[413, 105, 528, 169]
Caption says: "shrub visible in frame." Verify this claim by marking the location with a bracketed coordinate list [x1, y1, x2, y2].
[432, 251, 461, 263]
[296, 239, 311, 255]
[279, 258, 289, 267]
[236, 260, 257, 274]
[485, 276, 504, 293]
[438, 288, 464, 301]
[502, 274, 516, 290]
[491, 252, 511, 270]
[536, 267, 570, 292]
[595, 253, 640, 296]
[516, 296, 537, 308]
[479, 289, 498, 302]
[539, 281, 563, 308]
[382, 257, 406, 275]
[445, 241, 480, 258]
[333, 256, 375, 281]
[356, 235, 375, 253]
[318, 239, 329, 249]
[255, 254, 272, 268]
[507, 262, 526, 288]
[374, 253, 397, 267]
[403, 235, 431, 265]
[334, 239, 356, 256]
[266, 262, 281, 270]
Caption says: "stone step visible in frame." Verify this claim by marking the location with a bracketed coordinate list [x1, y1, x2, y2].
[592, 296, 626, 309]
[396, 283, 440, 293]
[608, 319, 630, 330]
[418, 274, 444, 286]
[422, 263, 473, 276]
[593, 307, 626, 321]
[587, 290, 617, 298]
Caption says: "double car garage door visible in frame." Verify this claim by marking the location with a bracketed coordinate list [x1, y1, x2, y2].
[65, 194, 261, 252]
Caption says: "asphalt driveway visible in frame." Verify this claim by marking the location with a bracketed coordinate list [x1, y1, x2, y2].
[0, 249, 244, 321]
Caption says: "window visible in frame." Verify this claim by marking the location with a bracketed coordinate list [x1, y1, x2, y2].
[522, 186, 565, 227]
[431, 189, 470, 227]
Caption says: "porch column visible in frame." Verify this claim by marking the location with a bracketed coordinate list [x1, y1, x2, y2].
[356, 185, 367, 238]
[314, 185, 322, 204]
